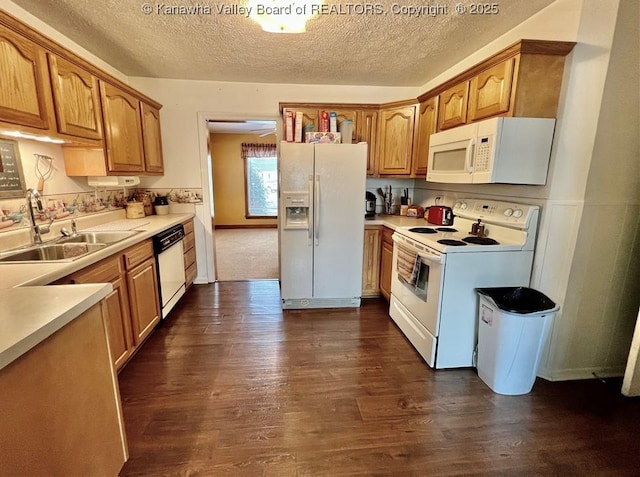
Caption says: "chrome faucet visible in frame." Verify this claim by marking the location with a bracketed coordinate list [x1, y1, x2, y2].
[26, 188, 53, 244]
[60, 219, 78, 238]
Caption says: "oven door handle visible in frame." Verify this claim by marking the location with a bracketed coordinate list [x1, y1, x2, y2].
[417, 251, 445, 265]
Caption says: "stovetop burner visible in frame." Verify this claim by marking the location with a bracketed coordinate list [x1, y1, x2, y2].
[463, 236, 500, 245]
[437, 239, 467, 246]
[436, 227, 457, 233]
[408, 227, 437, 234]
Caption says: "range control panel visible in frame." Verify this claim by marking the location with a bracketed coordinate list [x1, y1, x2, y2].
[453, 199, 539, 228]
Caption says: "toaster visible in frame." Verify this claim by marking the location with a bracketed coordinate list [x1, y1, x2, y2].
[426, 205, 454, 225]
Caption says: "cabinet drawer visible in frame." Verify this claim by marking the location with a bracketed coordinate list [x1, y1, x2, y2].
[71, 255, 123, 283]
[183, 232, 195, 252]
[382, 226, 394, 245]
[183, 220, 194, 236]
[123, 240, 153, 270]
[185, 262, 197, 287]
[184, 246, 196, 269]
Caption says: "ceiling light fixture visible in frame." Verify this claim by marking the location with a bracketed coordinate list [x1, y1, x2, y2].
[248, 0, 322, 33]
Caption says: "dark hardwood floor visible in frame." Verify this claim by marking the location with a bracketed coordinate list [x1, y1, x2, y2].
[118, 281, 640, 476]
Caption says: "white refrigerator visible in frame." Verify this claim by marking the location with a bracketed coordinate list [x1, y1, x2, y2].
[279, 142, 367, 309]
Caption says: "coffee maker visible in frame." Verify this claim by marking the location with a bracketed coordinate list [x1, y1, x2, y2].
[365, 191, 376, 218]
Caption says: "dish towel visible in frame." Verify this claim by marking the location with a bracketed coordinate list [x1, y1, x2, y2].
[396, 245, 421, 286]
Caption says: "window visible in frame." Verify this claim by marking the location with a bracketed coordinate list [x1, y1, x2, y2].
[242, 143, 277, 218]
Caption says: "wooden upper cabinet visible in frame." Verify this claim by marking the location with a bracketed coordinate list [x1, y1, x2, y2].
[48, 54, 102, 140]
[412, 96, 438, 177]
[100, 81, 145, 173]
[422, 41, 575, 130]
[0, 24, 51, 130]
[141, 102, 164, 174]
[468, 58, 515, 122]
[355, 110, 378, 175]
[438, 81, 469, 131]
[377, 105, 416, 176]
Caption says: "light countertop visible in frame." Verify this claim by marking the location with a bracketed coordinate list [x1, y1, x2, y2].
[0, 284, 112, 370]
[0, 212, 195, 371]
[365, 214, 429, 229]
[0, 213, 194, 289]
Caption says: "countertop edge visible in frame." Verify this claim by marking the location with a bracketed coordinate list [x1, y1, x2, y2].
[1, 213, 195, 289]
[364, 215, 428, 230]
[0, 283, 113, 371]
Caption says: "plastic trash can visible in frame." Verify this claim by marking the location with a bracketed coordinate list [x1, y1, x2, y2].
[476, 287, 559, 395]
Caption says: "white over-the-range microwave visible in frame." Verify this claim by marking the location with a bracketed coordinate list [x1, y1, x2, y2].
[426, 117, 556, 185]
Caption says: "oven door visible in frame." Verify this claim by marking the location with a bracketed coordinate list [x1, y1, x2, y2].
[390, 236, 445, 336]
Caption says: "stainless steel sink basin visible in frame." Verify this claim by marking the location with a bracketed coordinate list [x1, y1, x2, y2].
[56, 230, 140, 245]
[0, 243, 107, 263]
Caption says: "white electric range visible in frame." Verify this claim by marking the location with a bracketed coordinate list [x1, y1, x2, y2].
[389, 198, 540, 369]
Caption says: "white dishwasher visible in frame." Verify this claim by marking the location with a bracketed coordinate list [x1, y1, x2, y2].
[153, 224, 186, 320]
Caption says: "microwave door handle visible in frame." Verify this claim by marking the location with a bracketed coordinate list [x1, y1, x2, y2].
[466, 138, 476, 173]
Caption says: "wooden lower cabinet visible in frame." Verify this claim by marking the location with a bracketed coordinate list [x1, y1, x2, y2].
[54, 238, 159, 371]
[379, 226, 394, 301]
[183, 219, 197, 288]
[102, 276, 133, 369]
[127, 256, 160, 345]
[0, 302, 127, 475]
[362, 225, 382, 297]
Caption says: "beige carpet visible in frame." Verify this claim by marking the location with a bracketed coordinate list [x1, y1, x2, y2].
[214, 228, 279, 281]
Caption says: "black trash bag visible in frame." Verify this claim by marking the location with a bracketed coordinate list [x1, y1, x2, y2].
[477, 287, 556, 314]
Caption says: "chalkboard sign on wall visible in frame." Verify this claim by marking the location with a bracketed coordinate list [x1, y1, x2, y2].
[0, 139, 27, 199]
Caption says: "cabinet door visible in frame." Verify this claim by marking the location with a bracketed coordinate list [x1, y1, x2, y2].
[140, 102, 164, 174]
[127, 256, 160, 345]
[412, 96, 438, 177]
[468, 58, 516, 122]
[356, 110, 378, 176]
[377, 106, 416, 176]
[438, 81, 469, 131]
[48, 54, 102, 140]
[100, 81, 145, 173]
[0, 24, 51, 130]
[379, 240, 393, 301]
[103, 277, 133, 370]
[362, 226, 382, 297]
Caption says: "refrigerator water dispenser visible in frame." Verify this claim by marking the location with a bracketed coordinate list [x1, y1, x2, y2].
[282, 192, 309, 229]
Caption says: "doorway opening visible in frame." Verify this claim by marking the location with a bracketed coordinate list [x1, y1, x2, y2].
[207, 119, 279, 281]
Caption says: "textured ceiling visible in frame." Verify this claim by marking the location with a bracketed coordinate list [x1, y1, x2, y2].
[11, 0, 556, 86]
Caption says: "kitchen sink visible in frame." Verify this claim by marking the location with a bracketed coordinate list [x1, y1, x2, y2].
[0, 243, 107, 263]
[56, 230, 140, 245]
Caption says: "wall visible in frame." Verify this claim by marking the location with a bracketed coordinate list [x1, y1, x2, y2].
[210, 133, 277, 227]
[413, 0, 640, 380]
[541, 0, 640, 379]
[127, 78, 419, 282]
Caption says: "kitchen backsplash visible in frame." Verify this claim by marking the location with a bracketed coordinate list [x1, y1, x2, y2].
[0, 187, 203, 235]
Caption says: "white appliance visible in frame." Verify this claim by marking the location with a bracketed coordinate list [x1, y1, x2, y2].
[87, 176, 140, 187]
[279, 142, 367, 309]
[153, 224, 186, 320]
[389, 198, 540, 369]
[427, 117, 556, 184]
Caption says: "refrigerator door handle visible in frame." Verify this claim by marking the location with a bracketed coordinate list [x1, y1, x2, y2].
[314, 174, 320, 245]
[308, 174, 314, 245]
